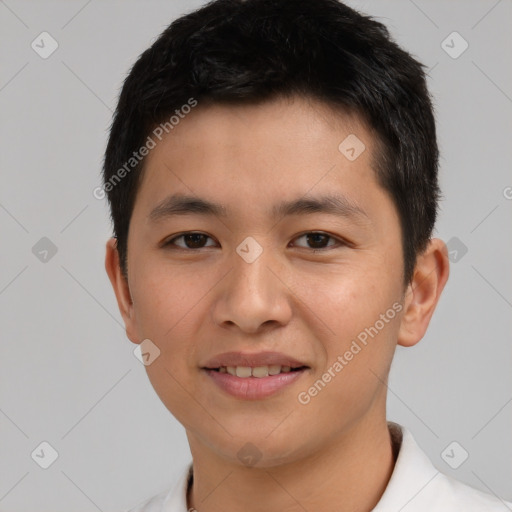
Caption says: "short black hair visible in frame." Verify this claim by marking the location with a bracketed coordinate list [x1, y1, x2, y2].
[102, 0, 440, 286]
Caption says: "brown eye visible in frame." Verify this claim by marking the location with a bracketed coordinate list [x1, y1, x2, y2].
[164, 232, 216, 250]
[293, 232, 343, 250]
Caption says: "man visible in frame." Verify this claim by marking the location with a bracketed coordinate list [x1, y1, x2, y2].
[103, 0, 511, 510]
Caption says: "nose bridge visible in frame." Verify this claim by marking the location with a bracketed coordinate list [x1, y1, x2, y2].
[231, 234, 275, 303]
[213, 234, 291, 332]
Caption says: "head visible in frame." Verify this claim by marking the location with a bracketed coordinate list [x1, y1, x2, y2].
[104, 0, 449, 466]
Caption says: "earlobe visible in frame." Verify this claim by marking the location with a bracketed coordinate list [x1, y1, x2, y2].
[397, 238, 450, 348]
[104, 237, 139, 344]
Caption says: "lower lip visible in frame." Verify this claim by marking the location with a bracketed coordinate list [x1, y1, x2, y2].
[203, 368, 308, 400]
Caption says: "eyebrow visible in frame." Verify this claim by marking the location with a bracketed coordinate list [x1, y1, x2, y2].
[148, 193, 370, 225]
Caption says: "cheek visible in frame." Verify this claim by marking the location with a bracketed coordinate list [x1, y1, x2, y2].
[129, 267, 207, 390]
[315, 270, 382, 334]
[313, 270, 400, 375]
[131, 263, 206, 338]
[133, 266, 210, 424]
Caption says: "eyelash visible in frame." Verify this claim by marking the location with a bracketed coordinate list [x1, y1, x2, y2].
[162, 231, 347, 252]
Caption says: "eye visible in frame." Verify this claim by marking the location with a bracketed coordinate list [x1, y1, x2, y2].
[291, 232, 344, 250]
[163, 231, 345, 251]
[163, 232, 217, 250]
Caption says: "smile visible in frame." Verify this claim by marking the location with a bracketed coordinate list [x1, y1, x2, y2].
[203, 366, 309, 400]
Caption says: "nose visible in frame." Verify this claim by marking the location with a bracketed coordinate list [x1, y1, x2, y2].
[211, 239, 293, 334]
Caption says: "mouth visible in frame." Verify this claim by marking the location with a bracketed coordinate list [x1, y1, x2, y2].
[202, 364, 309, 400]
[200, 351, 310, 399]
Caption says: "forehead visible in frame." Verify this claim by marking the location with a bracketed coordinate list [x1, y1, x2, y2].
[150, 95, 371, 155]
[132, 95, 389, 225]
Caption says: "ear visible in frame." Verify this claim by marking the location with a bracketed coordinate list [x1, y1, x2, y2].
[104, 237, 139, 344]
[397, 238, 450, 347]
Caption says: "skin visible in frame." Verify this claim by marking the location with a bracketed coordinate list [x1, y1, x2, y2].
[105, 95, 449, 512]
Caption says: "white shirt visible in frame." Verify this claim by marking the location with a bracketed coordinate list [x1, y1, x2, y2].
[126, 422, 511, 511]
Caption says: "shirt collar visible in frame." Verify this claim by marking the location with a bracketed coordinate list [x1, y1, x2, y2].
[371, 421, 440, 511]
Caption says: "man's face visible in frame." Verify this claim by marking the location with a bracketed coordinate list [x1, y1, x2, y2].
[121, 96, 407, 465]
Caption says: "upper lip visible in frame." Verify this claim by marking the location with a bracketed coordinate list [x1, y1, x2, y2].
[202, 351, 309, 369]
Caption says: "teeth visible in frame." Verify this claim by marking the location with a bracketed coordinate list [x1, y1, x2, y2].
[221, 365, 299, 378]
[268, 365, 282, 375]
[252, 366, 269, 378]
[235, 366, 252, 378]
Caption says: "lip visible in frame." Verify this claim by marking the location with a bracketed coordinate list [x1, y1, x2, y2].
[201, 351, 308, 369]
[203, 367, 308, 400]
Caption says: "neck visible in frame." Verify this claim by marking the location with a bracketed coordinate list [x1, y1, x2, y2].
[186, 416, 397, 512]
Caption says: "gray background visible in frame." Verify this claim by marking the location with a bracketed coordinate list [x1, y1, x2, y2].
[0, 0, 511, 510]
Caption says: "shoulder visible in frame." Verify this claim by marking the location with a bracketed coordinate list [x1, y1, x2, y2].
[426, 471, 512, 511]
[375, 423, 512, 511]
